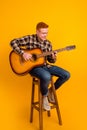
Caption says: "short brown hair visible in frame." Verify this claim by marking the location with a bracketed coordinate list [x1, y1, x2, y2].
[36, 22, 49, 30]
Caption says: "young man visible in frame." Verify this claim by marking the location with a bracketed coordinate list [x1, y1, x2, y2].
[10, 22, 70, 111]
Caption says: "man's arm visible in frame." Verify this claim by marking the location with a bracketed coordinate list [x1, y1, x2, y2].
[10, 35, 31, 55]
[10, 36, 33, 61]
[10, 39, 24, 55]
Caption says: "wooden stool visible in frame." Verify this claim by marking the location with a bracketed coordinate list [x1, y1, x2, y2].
[30, 76, 62, 130]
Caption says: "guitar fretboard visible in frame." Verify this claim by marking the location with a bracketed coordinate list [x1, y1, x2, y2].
[37, 48, 67, 58]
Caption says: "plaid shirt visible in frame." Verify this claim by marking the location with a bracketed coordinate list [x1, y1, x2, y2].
[10, 34, 56, 63]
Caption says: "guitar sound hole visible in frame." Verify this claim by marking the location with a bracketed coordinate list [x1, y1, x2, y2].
[32, 54, 37, 61]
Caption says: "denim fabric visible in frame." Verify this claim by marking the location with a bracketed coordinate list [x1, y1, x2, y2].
[29, 65, 70, 96]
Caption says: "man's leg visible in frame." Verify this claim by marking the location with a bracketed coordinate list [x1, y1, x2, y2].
[48, 65, 70, 90]
[43, 65, 70, 102]
[29, 67, 51, 110]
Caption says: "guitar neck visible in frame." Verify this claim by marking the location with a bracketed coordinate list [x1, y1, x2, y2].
[37, 47, 67, 58]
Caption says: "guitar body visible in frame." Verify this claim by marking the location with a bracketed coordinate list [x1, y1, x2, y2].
[9, 48, 45, 75]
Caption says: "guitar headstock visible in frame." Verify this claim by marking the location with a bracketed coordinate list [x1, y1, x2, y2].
[66, 45, 76, 51]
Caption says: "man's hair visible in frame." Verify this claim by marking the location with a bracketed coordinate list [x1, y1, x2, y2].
[36, 22, 49, 30]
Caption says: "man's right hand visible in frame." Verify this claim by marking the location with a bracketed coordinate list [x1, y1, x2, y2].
[22, 52, 32, 61]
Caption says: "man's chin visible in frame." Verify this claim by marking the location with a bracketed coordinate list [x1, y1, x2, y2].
[39, 37, 46, 42]
[42, 38, 46, 41]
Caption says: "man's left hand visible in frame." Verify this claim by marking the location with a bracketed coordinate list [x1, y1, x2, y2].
[51, 51, 57, 59]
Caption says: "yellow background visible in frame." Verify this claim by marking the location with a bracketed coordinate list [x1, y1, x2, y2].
[0, 0, 87, 130]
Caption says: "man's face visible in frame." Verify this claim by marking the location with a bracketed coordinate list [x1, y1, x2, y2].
[36, 28, 48, 41]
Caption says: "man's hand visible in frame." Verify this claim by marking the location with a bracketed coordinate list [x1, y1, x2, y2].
[51, 51, 57, 59]
[22, 52, 32, 61]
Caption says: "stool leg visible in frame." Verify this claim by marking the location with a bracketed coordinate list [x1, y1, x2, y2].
[47, 111, 51, 117]
[51, 78, 62, 125]
[30, 78, 35, 122]
[38, 80, 43, 130]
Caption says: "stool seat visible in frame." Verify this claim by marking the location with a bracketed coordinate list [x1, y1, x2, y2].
[30, 76, 62, 130]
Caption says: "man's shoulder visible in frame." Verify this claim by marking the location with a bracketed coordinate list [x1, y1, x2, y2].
[21, 34, 36, 38]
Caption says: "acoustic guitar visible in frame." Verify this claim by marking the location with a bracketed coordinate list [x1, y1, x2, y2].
[9, 45, 76, 75]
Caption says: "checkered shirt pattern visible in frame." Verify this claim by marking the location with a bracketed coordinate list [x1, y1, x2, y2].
[10, 34, 56, 63]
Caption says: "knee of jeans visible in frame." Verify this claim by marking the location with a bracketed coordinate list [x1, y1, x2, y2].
[65, 71, 70, 80]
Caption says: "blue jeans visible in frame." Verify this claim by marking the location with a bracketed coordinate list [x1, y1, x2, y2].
[29, 65, 70, 96]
